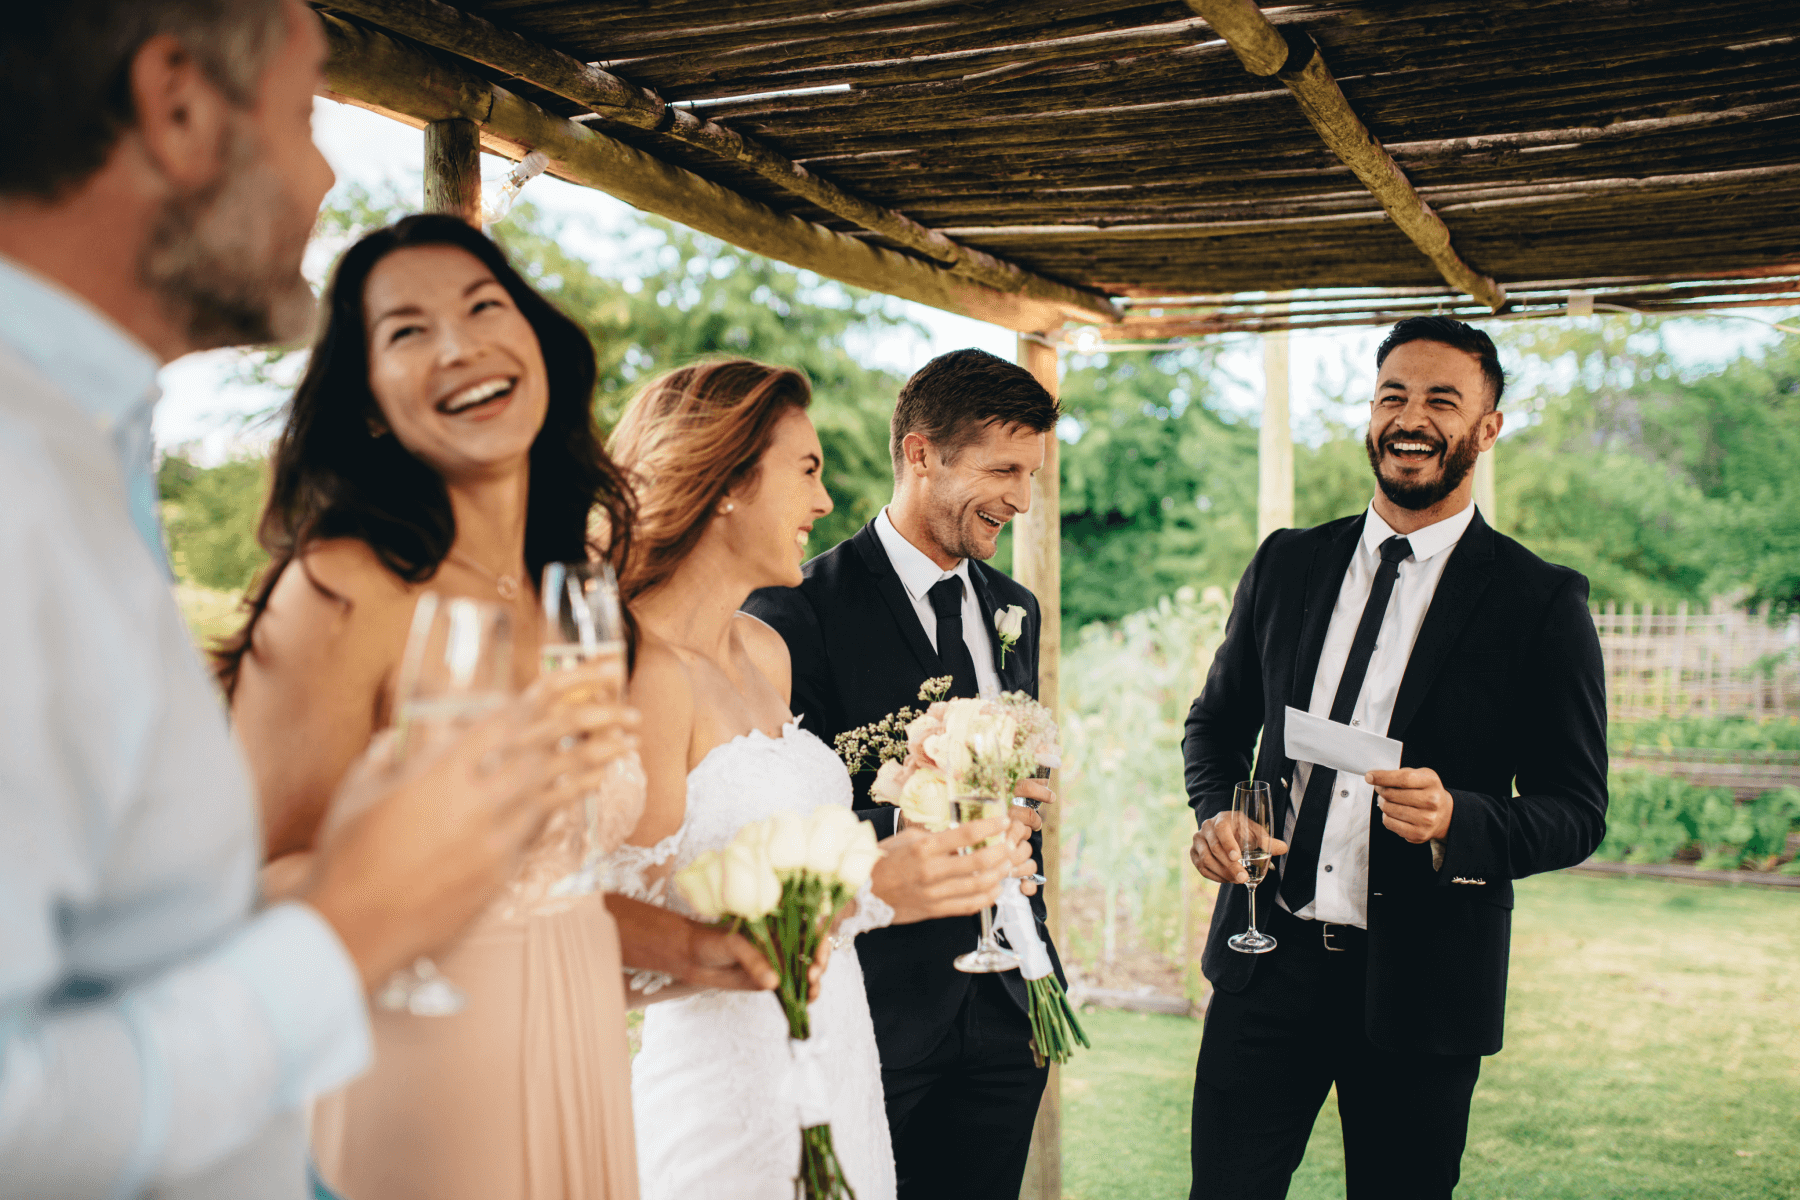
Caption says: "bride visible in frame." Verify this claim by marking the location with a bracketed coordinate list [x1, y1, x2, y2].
[603, 360, 1014, 1200]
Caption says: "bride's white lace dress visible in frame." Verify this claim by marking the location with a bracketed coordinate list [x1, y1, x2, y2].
[611, 721, 897, 1200]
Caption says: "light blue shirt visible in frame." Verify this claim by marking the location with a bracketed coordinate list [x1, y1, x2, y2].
[0, 255, 369, 1198]
[0, 256, 167, 570]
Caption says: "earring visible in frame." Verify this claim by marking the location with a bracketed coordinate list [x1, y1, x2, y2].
[366, 418, 387, 439]
[721, 501, 735, 513]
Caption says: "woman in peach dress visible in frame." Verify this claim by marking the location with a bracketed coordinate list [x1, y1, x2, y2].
[219, 214, 642, 1200]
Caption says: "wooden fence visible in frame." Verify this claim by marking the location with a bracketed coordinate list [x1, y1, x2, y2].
[1592, 600, 1800, 721]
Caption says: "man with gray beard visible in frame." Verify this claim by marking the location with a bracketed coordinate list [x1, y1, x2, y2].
[0, 4, 637, 1197]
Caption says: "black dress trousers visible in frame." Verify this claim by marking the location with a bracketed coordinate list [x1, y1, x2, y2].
[883, 973, 1048, 1200]
[1190, 904, 1481, 1200]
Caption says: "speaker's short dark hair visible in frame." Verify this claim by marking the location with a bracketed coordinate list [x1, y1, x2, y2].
[1375, 316, 1506, 410]
[890, 348, 1060, 474]
[0, 0, 286, 201]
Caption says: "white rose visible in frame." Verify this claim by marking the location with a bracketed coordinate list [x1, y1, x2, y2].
[923, 731, 973, 788]
[871, 759, 905, 801]
[899, 766, 953, 831]
[995, 604, 1027, 642]
[674, 850, 726, 920]
[763, 809, 809, 873]
[835, 829, 882, 890]
[941, 698, 986, 746]
[805, 805, 865, 877]
[720, 841, 781, 918]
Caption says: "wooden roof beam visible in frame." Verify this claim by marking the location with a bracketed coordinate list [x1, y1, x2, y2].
[316, 14, 1078, 334]
[1185, 0, 1507, 312]
[313, 0, 1119, 326]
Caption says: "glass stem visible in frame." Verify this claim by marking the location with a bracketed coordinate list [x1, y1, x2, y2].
[979, 902, 997, 947]
[1246, 882, 1259, 935]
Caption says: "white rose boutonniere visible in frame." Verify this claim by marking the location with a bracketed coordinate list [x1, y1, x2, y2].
[994, 604, 1028, 668]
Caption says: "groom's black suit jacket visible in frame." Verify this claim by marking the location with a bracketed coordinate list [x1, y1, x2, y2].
[744, 520, 1065, 1069]
[1185, 509, 1609, 1057]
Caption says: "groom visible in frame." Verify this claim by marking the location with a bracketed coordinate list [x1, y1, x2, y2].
[745, 348, 1064, 1200]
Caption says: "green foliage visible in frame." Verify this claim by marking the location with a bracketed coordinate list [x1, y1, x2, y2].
[1060, 586, 1231, 966]
[1594, 769, 1800, 870]
[157, 451, 269, 592]
[1057, 349, 1258, 628]
[1610, 715, 1800, 753]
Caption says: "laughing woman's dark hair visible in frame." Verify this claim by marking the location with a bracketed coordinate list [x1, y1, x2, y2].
[214, 213, 635, 696]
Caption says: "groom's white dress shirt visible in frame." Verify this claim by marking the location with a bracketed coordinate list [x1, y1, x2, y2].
[1282, 498, 1476, 929]
[0, 255, 370, 1199]
[873, 507, 1000, 698]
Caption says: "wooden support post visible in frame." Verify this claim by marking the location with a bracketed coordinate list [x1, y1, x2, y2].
[1014, 334, 1062, 1200]
[1473, 441, 1497, 527]
[1257, 321, 1294, 542]
[424, 116, 481, 225]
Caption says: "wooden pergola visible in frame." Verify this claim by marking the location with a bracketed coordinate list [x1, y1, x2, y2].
[313, 1, 1800, 1192]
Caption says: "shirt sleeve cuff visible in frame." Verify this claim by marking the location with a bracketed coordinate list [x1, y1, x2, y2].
[211, 902, 372, 1107]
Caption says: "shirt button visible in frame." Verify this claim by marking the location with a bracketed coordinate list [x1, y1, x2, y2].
[1324, 865, 1334, 873]
[1339, 789, 1349, 798]
[1351, 719, 1359, 726]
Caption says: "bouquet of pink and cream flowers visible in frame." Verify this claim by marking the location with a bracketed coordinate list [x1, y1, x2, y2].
[868, 692, 1062, 832]
[674, 805, 881, 1200]
[862, 692, 1087, 1066]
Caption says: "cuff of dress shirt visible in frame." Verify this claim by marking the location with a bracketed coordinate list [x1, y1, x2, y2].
[213, 902, 371, 1108]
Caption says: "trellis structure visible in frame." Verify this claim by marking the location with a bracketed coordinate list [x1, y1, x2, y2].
[311, 2, 1800, 1192]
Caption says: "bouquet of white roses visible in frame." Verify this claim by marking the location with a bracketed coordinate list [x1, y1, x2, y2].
[674, 805, 882, 1200]
[866, 692, 1089, 1066]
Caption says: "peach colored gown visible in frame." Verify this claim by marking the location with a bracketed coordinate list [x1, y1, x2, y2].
[312, 757, 646, 1200]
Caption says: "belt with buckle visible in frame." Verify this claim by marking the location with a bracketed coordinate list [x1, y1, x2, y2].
[1318, 922, 1365, 952]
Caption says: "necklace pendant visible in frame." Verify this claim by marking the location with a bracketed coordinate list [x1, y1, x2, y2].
[497, 575, 520, 601]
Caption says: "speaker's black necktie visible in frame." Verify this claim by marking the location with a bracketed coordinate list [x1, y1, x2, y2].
[1279, 535, 1414, 911]
[928, 577, 982, 699]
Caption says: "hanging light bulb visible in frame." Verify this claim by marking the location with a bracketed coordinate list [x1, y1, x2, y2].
[479, 150, 550, 225]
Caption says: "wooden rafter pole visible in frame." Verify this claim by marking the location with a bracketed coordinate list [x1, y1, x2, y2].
[316, 14, 1078, 334]
[423, 117, 481, 225]
[1185, 0, 1506, 312]
[314, 0, 1119, 326]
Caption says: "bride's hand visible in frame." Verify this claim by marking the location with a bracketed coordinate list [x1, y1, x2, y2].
[806, 898, 860, 1000]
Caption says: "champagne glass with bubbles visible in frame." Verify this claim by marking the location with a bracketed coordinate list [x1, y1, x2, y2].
[376, 592, 515, 1016]
[950, 795, 1021, 974]
[1226, 781, 1278, 955]
[540, 561, 627, 890]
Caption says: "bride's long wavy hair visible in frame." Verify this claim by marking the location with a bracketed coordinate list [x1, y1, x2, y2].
[214, 214, 636, 696]
[608, 359, 811, 606]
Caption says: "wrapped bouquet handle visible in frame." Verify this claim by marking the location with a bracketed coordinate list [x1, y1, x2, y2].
[995, 878, 1089, 1067]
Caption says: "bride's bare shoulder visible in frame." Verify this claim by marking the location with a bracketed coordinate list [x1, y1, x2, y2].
[630, 632, 698, 738]
[733, 611, 792, 700]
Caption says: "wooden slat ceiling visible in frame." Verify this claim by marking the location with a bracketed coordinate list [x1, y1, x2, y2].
[321, 0, 1800, 335]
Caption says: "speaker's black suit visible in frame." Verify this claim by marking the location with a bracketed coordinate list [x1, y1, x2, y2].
[744, 520, 1063, 1200]
[1183, 509, 1608, 1198]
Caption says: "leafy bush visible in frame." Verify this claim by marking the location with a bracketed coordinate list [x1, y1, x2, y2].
[1610, 716, 1800, 754]
[158, 452, 270, 593]
[1594, 770, 1800, 870]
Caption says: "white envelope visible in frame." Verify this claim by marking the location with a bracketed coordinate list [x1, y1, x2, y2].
[1283, 705, 1403, 777]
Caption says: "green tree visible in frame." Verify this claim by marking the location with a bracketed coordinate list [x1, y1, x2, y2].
[158, 451, 269, 591]
[1057, 348, 1258, 630]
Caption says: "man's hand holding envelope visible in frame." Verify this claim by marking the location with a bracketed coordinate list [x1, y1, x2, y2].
[1190, 706, 1445, 883]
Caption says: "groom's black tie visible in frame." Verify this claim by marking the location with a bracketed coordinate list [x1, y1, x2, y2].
[928, 577, 982, 699]
[1280, 535, 1413, 912]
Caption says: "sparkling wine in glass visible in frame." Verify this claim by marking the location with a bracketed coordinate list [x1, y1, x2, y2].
[1226, 780, 1278, 955]
[540, 560, 625, 689]
[950, 795, 1021, 974]
[376, 592, 515, 1016]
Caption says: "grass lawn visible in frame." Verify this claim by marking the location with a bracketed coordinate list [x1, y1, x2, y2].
[1061, 872, 1800, 1199]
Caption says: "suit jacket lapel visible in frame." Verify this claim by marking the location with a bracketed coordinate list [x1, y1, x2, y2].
[967, 567, 1027, 692]
[1386, 510, 1497, 741]
[849, 522, 940, 679]
[1290, 515, 1365, 711]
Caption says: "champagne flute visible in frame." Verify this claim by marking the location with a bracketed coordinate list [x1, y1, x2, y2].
[375, 592, 515, 1016]
[1226, 780, 1278, 954]
[950, 795, 1021, 974]
[540, 561, 627, 891]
